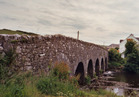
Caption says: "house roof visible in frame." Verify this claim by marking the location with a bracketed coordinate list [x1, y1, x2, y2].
[120, 34, 139, 43]
[120, 40, 124, 43]
[136, 37, 139, 41]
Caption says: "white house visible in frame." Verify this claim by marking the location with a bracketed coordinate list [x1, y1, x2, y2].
[119, 34, 139, 58]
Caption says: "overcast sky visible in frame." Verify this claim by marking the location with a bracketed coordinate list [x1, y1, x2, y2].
[0, 0, 139, 45]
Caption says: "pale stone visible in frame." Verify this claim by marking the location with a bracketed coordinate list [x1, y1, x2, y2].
[0, 46, 3, 51]
[16, 46, 21, 53]
[26, 66, 32, 70]
[40, 53, 45, 57]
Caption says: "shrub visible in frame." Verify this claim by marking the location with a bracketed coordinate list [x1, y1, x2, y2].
[93, 73, 98, 79]
[109, 48, 122, 62]
[85, 76, 91, 85]
[36, 76, 76, 96]
[68, 76, 79, 86]
[0, 73, 26, 97]
[108, 48, 125, 69]
[109, 62, 122, 67]
[53, 62, 70, 80]
[0, 71, 44, 97]
[0, 49, 16, 83]
[124, 63, 139, 73]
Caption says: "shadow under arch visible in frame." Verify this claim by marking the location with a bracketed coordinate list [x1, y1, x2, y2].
[87, 59, 93, 78]
[95, 59, 99, 76]
[105, 58, 108, 70]
[101, 58, 104, 72]
[75, 62, 85, 85]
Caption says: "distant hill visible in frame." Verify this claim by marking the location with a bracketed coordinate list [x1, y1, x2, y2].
[0, 29, 38, 36]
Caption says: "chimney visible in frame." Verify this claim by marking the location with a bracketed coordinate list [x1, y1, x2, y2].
[77, 31, 79, 40]
[130, 34, 134, 36]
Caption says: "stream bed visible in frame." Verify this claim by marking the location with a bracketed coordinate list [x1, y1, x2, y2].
[105, 71, 139, 97]
[81, 71, 139, 96]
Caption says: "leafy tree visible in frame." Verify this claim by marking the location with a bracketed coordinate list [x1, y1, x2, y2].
[109, 48, 123, 62]
[108, 48, 125, 68]
[124, 40, 139, 73]
[125, 39, 136, 57]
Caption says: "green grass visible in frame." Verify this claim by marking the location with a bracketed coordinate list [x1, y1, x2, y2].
[0, 71, 121, 97]
[0, 72, 45, 97]
[0, 29, 38, 36]
[0, 72, 118, 97]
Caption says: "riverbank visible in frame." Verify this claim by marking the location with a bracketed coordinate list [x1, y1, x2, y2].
[0, 71, 120, 97]
[84, 71, 139, 97]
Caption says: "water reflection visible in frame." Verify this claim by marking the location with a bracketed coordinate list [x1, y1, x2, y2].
[108, 72, 139, 88]
[106, 87, 139, 97]
[106, 87, 124, 96]
[106, 72, 139, 96]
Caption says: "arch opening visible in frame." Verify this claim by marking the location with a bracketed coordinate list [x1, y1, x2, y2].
[75, 62, 85, 84]
[95, 59, 99, 76]
[105, 58, 108, 70]
[87, 60, 93, 78]
[101, 58, 104, 72]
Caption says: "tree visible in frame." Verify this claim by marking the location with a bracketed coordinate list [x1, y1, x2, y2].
[108, 48, 124, 68]
[125, 39, 136, 57]
[109, 48, 122, 62]
[124, 40, 139, 73]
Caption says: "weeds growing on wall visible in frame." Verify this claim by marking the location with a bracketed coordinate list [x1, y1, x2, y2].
[0, 49, 16, 84]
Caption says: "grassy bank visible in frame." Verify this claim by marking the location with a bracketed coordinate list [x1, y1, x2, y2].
[0, 29, 38, 36]
[0, 72, 120, 97]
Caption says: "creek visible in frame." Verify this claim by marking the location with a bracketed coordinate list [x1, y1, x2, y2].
[105, 71, 139, 96]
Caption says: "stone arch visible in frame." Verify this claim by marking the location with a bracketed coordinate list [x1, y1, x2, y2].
[95, 58, 99, 76]
[87, 59, 93, 78]
[75, 62, 85, 84]
[105, 58, 108, 70]
[101, 58, 104, 72]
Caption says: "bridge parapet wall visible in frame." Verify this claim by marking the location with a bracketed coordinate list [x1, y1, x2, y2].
[0, 34, 108, 76]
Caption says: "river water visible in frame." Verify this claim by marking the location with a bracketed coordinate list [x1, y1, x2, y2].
[106, 72, 139, 96]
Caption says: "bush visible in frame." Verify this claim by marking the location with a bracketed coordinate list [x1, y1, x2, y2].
[68, 76, 79, 86]
[0, 49, 16, 83]
[124, 63, 139, 73]
[0, 73, 26, 97]
[85, 76, 91, 85]
[53, 62, 70, 80]
[109, 62, 123, 68]
[36, 76, 76, 96]
[0, 72, 44, 97]
[109, 48, 122, 62]
[108, 48, 124, 69]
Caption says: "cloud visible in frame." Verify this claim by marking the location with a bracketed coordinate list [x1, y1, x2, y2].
[0, 0, 139, 45]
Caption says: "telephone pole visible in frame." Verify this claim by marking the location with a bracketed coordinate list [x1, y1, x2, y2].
[77, 31, 79, 40]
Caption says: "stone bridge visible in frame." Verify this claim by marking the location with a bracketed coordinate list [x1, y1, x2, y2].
[0, 34, 108, 82]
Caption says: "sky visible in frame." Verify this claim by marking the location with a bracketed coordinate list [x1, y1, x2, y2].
[0, 0, 139, 45]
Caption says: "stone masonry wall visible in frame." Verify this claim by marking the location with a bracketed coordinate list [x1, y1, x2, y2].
[0, 34, 108, 76]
